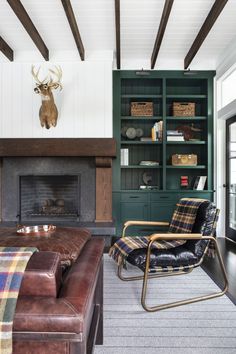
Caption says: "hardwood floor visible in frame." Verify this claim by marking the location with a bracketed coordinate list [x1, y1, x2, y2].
[202, 237, 236, 304]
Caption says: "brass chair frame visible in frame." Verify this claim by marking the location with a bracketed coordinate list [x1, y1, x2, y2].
[117, 220, 228, 312]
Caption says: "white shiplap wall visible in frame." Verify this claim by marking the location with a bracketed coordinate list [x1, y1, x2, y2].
[0, 58, 113, 138]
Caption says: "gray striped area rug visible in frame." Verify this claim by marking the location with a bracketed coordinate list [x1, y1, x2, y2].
[94, 254, 236, 354]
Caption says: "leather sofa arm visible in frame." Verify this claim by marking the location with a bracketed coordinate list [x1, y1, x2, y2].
[19, 251, 61, 297]
[14, 239, 104, 336]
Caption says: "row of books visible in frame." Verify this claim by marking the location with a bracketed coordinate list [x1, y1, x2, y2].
[167, 130, 184, 141]
[120, 148, 129, 166]
[141, 128, 184, 142]
[151, 121, 163, 141]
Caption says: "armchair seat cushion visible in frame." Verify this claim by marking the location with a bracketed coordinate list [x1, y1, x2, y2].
[127, 246, 198, 271]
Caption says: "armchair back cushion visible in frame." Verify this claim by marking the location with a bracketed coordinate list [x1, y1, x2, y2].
[185, 201, 217, 259]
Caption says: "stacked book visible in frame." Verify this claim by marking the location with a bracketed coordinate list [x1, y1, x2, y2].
[167, 130, 184, 141]
[151, 121, 163, 141]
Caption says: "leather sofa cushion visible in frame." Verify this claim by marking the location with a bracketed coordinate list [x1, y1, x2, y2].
[127, 246, 198, 271]
[19, 251, 61, 297]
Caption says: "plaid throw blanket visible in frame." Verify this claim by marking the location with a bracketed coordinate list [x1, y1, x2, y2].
[0, 247, 38, 354]
[109, 198, 208, 265]
[109, 236, 185, 266]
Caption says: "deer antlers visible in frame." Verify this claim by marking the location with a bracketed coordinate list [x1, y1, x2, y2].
[31, 65, 63, 90]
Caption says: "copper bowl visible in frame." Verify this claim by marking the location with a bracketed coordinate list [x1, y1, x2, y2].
[16, 224, 56, 236]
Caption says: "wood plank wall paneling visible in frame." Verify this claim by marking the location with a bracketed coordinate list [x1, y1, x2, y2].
[0, 60, 112, 138]
[95, 158, 113, 222]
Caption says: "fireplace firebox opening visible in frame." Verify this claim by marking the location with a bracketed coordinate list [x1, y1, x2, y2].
[19, 175, 80, 222]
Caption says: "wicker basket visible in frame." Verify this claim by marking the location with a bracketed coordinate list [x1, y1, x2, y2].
[131, 102, 153, 117]
[172, 154, 197, 166]
[173, 102, 195, 117]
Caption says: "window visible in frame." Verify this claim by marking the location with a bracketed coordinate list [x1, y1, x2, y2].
[222, 69, 236, 107]
[217, 64, 236, 111]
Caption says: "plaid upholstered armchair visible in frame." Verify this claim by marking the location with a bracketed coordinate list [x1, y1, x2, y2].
[110, 198, 228, 312]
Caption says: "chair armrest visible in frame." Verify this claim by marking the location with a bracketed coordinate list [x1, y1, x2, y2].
[122, 221, 169, 237]
[150, 233, 202, 242]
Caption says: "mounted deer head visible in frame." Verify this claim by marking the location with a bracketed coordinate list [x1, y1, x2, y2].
[31, 65, 62, 129]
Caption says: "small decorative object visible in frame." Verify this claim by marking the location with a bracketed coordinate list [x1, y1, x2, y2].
[121, 126, 128, 137]
[193, 176, 207, 190]
[135, 128, 144, 138]
[140, 137, 152, 141]
[31, 65, 62, 129]
[140, 172, 158, 189]
[126, 127, 136, 139]
[180, 176, 189, 188]
[176, 124, 202, 141]
[17, 225, 56, 237]
[142, 172, 152, 185]
[173, 102, 195, 117]
[172, 154, 197, 166]
[131, 102, 153, 116]
[139, 161, 159, 166]
[140, 185, 159, 190]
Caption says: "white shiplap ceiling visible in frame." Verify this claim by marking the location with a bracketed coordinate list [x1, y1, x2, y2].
[0, 0, 236, 69]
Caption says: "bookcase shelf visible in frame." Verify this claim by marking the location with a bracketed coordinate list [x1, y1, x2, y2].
[121, 141, 162, 145]
[113, 70, 215, 234]
[166, 116, 207, 121]
[166, 165, 207, 169]
[121, 94, 162, 98]
[121, 116, 162, 121]
[121, 165, 162, 169]
[166, 141, 206, 145]
[166, 94, 207, 99]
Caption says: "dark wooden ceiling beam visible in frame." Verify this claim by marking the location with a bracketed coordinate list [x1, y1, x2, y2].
[151, 0, 174, 69]
[0, 36, 14, 61]
[61, 0, 84, 60]
[7, 0, 49, 61]
[184, 0, 228, 69]
[115, 0, 120, 69]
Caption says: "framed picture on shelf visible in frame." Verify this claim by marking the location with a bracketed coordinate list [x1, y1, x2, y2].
[193, 176, 207, 190]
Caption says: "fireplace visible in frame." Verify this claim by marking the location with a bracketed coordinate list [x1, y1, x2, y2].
[19, 175, 80, 222]
[1, 156, 95, 224]
[0, 138, 116, 228]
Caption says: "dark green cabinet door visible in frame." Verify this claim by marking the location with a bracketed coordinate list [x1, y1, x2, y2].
[150, 202, 175, 223]
[120, 202, 148, 224]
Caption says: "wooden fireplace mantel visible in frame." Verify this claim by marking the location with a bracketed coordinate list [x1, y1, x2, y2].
[0, 138, 116, 157]
[0, 138, 116, 223]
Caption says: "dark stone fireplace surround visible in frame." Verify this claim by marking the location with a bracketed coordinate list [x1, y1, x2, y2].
[0, 138, 116, 235]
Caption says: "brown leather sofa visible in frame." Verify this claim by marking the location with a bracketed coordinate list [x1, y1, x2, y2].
[12, 233, 104, 354]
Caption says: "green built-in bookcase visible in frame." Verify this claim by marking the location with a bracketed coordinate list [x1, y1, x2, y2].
[113, 70, 215, 235]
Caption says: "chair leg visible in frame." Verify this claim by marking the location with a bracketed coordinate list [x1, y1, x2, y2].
[117, 262, 193, 282]
[141, 238, 229, 312]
